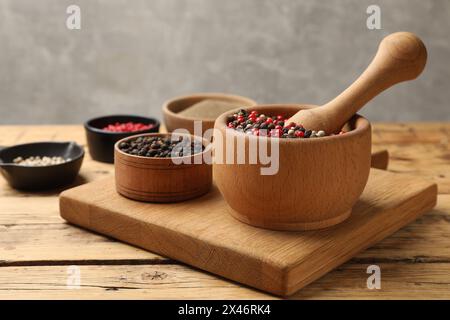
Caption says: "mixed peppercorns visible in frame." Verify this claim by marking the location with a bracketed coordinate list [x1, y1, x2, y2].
[13, 156, 70, 166]
[226, 109, 336, 138]
[118, 136, 204, 158]
[103, 122, 155, 133]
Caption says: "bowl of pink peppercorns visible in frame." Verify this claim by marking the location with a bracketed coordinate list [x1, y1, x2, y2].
[85, 115, 160, 163]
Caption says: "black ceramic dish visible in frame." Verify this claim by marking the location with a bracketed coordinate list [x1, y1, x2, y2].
[85, 115, 160, 163]
[0, 142, 84, 190]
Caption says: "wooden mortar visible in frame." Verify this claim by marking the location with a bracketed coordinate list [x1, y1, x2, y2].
[213, 105, 371, 231]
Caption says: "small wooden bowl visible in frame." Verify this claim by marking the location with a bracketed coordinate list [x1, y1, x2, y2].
[213, 104, 372, 231]
[162, 93, 256, 136]
[114, 133, 212, 203]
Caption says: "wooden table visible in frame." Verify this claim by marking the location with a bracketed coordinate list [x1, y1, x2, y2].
[0, 124, 449, 299]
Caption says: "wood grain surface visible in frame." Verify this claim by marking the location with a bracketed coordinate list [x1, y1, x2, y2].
[59, 169, 437, 296]
[0, 124, 449, 299]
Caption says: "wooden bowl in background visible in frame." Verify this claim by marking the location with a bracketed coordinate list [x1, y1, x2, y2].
[162, 93, 256, 136]
[213, 104, 372, 231]
[114, 133, 212, 202]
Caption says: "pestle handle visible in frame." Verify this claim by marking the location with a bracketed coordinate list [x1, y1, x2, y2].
[288, 32, 427, 134]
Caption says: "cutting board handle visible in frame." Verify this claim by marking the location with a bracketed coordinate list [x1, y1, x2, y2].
[371, 149, 389, 170]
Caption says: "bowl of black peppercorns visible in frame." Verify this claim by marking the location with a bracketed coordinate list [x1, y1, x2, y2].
[114, 133, 212, 203]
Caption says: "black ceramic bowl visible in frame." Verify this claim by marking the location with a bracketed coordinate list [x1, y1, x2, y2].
[85, 115, 160, 163]
[0, 142, 84, 190]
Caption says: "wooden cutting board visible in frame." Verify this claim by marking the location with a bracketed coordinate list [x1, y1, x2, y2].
[59, 169, 437, 296]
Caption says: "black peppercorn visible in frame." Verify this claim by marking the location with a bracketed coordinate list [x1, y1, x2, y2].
[119, 136, 204, 158]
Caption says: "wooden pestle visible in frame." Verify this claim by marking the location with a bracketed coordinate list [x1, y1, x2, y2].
[287, 32, 427, 134]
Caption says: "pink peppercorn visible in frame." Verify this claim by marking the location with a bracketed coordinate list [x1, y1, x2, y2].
[103, 122, 154, 133]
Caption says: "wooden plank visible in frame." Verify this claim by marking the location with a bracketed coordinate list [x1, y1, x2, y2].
[1, 124, 449, 189]
[292, 262, 450, 299]
[0, 264, 274, 300]
[357, 194, 450, 262]
[2, 123, 449, 195]
[0, 192, 165, 266]
[373, 143, 450, 194]
[1, 122, 449, 146]
[1, 195, 448, 266]
[59, 169, 437, 296]
[0, 126, 165, 264]
[0, 124, 449, 299]
[0, 223, 165, 266]
[0, 125, 86, 146]
[0, 263, 447, 299]
[0, 197, 61, 224]
[370, 122, 450, 193]
[372, 122, 450, 144]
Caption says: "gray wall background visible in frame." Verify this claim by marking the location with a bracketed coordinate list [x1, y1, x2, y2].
[0, 0, 449, 124]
